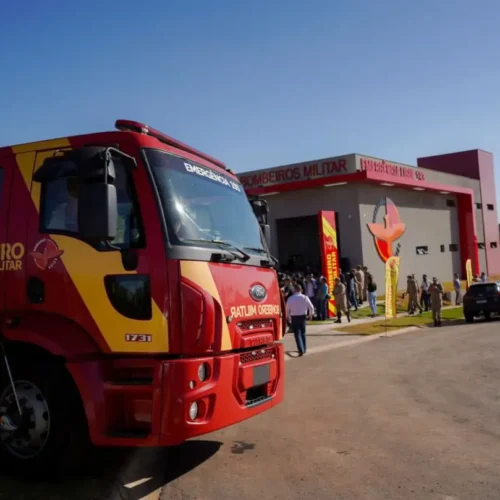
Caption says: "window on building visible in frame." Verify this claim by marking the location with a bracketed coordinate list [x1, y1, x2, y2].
[416, 246, 429, 255]
[449, 243, 458, 252]
[478, 242, 485, 249]
[490, 242, 498, 249]
[487, 204, 494, 210]
[41, 157, 144, 250]
[476, 203, 482, 209]
[446, 199, 456, 207]
[440, 244, 445, 253]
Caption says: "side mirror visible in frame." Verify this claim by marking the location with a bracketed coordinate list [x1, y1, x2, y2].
[78, 183, 118, 241]
[250, 198, 269, 224]
[261, 224, 271, 248]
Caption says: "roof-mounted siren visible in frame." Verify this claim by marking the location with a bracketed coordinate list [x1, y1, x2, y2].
[115, 119, 149, 134]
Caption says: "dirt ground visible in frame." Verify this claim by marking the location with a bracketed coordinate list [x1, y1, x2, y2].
[1, 319, 500, 499]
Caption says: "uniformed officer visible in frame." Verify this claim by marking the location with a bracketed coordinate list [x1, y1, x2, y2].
[406, 275, 422, 314]
[428, 277, 444, 327]
[333, 277, 351, 324]
[354, 266, 365, 304]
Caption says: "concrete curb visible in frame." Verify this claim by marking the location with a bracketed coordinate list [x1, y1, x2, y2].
[284, 326, 421, 361]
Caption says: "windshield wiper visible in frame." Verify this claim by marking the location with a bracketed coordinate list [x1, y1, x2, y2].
[244, 247, 279, 268]
[183, 239, 251, 262]
[243, 247, 267, 254]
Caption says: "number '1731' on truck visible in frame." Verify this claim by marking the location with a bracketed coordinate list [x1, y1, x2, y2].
[0, 119, 285, 472]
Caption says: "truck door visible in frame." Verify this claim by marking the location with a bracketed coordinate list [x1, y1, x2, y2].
[26, 148, 168, 354]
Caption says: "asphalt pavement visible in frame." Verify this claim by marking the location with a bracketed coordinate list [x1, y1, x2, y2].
[2, 318, 500, 499]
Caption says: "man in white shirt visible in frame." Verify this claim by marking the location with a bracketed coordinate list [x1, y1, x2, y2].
[286, 284, 315, 356]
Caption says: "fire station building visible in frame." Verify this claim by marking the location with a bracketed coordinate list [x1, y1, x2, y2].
[238, 150, 500, 288]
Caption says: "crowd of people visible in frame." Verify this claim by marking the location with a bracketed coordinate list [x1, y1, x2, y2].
[279, 265, 481, 356]
[278, 265, 378, 323]
[407, 270, 487, 326]
[403, 274, 445, 326]
[278, 265, 378, 356]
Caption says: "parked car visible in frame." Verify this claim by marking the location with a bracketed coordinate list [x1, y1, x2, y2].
[463, 281, 500, 322]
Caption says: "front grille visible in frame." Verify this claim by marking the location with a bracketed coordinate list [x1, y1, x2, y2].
[237, 318, 273, 331]
[240, 347, 274, 364]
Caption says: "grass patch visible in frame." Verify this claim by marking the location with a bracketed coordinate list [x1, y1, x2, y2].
[307, 304, 386, 324]
[351, 303, 408, 319]
[350, 305, 380, 319]
[337, 307, 464, 335]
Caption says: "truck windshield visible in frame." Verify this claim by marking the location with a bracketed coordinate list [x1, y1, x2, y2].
[145, 149, 265, 253]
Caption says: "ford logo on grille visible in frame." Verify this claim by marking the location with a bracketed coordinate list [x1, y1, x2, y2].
[250, 284, 267, 302]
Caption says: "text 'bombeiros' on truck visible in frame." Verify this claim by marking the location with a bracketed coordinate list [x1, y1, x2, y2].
[0, 119, 285, 474]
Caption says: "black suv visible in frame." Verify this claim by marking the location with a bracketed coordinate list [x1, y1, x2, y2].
[463, 281, 500, 322]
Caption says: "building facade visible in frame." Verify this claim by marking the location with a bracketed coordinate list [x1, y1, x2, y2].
[239, 150, 500, 289]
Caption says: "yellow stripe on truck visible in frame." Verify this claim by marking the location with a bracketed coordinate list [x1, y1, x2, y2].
[51, 236, 168, 353]
[12, 138, 73, 154]
[180, 261, 232, 351]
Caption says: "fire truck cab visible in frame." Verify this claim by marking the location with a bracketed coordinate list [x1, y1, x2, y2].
[0, 120, 285, 472]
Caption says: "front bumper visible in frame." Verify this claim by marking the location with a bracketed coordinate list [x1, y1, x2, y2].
[67, 343, 284, 447]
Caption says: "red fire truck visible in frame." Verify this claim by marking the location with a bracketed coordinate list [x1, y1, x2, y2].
[0, 120, 285, 472]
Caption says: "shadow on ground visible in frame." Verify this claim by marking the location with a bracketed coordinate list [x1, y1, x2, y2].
[0, 440, 222, 500]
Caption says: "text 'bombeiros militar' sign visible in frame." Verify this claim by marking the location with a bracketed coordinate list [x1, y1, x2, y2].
[238, 155, 357, 189]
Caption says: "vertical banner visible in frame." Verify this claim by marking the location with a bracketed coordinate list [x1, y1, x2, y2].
[465, 258, 473, 288]
[385, 256, 400, 319]
[318, 211, 339, 318]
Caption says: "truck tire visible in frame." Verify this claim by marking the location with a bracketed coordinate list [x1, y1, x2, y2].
[0, 360, 89, 477]
[484, 312, 492, 321]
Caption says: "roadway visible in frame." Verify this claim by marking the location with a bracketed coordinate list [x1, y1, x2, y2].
[1, 319, 500, 499]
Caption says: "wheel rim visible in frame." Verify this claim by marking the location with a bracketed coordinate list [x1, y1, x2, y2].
[0, 380, 51, 459]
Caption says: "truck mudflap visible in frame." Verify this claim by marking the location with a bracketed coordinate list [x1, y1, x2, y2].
[67, 343, 284, 447]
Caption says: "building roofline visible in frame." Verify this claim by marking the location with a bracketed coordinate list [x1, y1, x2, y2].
[417, 148, 492, 159]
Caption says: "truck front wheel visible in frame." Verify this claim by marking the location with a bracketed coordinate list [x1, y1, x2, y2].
[0, 361, 89, 477]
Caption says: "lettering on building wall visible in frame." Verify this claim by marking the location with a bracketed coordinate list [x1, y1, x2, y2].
[239, 158, 349, 188]
[230, 304, 280, 318]
[360, 158, 425, 181]
[0, 243, 25, 271]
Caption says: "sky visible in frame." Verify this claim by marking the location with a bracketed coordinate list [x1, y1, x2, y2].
[2, 0, 500, 208]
